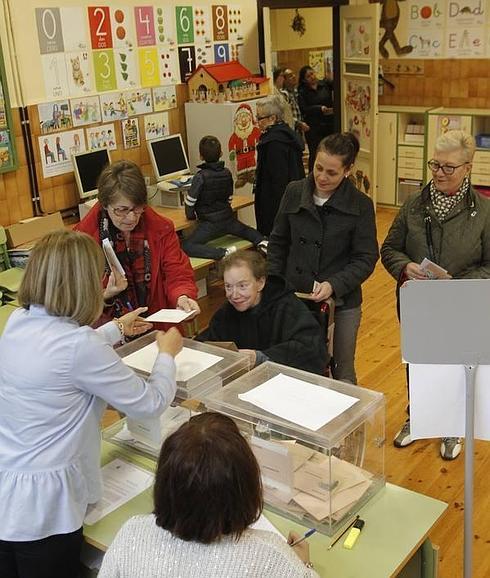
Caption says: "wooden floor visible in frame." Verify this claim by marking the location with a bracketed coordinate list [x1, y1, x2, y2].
[105, 207, 490, 577]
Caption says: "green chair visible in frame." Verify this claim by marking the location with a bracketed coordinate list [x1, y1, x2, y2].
[0, 226, 10, 272]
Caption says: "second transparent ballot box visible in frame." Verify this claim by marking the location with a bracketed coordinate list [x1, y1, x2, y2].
[204, 362, 385, 536]
[105, 332, 249, 457]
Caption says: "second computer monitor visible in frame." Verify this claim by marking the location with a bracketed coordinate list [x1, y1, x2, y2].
[72, 148, 111, 200]
[147, 133, 190, 181]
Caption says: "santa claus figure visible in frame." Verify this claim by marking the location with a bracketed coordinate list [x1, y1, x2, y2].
[228, 103, 261, 188]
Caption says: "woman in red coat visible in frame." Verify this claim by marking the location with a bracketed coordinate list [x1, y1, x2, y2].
[76, 160, 199, 323]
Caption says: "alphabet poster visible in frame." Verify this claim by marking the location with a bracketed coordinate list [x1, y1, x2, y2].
[385, 0, 490, 59]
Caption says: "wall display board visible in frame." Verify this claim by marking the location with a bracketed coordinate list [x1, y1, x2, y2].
[381, 0, 490, 60]
[0, 40, 16, 172]
[38, 128, 86, 178]
[34, 4, 244, 102]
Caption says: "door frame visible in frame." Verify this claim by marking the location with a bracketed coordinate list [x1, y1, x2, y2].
[256, 0, 349, 133]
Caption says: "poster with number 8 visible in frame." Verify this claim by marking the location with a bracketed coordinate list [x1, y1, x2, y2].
[176, 6, 194, 45]
[88, 6, 113, 50]
[212, 5, 228, 42]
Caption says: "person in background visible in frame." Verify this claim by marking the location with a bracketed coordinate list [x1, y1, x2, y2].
[297, 65, 334, 173]
[0, 230, 182, 578]
[76, 160, 200, 324]
[198, 250, 326, 375]
[253, 96, 305, 237]
[381, 129, 490, 460]
[272, 66, 294, 129]
[98, 413, 318, 578]
[283, 68, 309, 140]
[267, 133, 378, 384]
[182, 135, 267, 260]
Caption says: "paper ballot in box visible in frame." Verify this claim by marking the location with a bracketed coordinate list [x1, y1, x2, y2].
[203, 362, 385, 537]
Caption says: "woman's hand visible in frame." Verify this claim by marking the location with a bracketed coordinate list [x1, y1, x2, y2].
[104, 270, 128, 301]
[239, 349, 256, 367]
[404, 262, 428, 280]
[156, 328, 183, 358]
[176, 295, 201, 319]
[118, 307, 153, 337]
[311, 281, 333, 302]
[321, 106, 333, 115]
[287, 531, 311, 565]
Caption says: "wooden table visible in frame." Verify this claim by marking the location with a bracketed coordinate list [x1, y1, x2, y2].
[84, 442, 447, 578]
[153, 194, 254, 232]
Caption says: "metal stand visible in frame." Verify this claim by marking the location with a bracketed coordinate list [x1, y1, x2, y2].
[400, 279, 490, 578]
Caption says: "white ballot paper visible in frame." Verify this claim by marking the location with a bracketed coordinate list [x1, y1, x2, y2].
[409, 364, 490, 441]
[123, 343, 223, 382]
[145, 309, 194, 323]
[102, 238, 126, 277]
[238, 373, 359, 431]
[84, 459, 154, 525]
[419, 257, 451, 280]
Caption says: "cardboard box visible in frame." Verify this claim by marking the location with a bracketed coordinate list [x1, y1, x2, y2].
[6, 212, 64, 248]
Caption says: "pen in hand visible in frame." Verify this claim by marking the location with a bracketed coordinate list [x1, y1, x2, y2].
[289, 528, 317, 548]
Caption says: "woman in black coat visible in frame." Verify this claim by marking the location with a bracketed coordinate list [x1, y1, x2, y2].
[253, 95, 305, 237]
[267, 133, 379, 384]
[198, 250, 327, 375]
[297, 65, 334, 173]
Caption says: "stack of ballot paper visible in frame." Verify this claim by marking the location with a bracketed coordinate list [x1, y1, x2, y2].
[252, 436, 372, 523]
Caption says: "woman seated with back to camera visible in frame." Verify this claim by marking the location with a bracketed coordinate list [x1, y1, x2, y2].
[76, 160, 200, 325]
[198, 250, 327, 374]
[98, 412, 318, 578]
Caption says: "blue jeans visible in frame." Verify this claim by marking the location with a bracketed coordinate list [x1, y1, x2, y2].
[182, 218, 264, 260]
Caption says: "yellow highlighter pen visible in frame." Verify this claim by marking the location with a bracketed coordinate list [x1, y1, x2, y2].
[343, 519, 365, 549]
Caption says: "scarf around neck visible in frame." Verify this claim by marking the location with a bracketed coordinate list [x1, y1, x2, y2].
[429, 175, 470, 222]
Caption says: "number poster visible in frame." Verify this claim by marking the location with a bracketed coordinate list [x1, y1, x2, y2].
[36, 4, 244, 101]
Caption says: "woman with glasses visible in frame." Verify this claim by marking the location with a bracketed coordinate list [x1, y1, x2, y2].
[381, 129, 490, 460]
[198, 250, 326, 374]
[76, 160, 200, 324]
[253, 95, 305, 237]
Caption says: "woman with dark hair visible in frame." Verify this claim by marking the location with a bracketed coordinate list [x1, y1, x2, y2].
[198, 250, 327, 375]
[76, 160, 200, 323]
[98, 413, 318, 577]
[268, 133, 379, 384]
[297, 65, 334, 172]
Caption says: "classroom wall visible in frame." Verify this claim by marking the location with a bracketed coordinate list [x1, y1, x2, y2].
[0, 0, 260, 226]
[270, 7, 332, 52]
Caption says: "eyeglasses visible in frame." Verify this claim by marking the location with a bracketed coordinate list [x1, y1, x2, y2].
[427, 160, 467, 175]
[109, 205, 146, 217]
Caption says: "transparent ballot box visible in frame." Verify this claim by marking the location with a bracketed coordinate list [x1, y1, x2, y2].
[203, 362, 385, 536]
[117, 331, 249, 402]
[103, 405, 193, 459]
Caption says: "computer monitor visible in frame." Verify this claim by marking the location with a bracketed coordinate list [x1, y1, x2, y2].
[72, 148, 111, 200]
[147, 133, 190, 182]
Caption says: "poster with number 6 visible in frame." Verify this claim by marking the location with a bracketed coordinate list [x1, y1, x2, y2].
[176, 6, 195, 45]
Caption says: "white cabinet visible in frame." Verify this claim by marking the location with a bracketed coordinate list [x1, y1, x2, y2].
[377, 106, 430, 206]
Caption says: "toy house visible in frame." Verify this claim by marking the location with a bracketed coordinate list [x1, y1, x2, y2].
[187, 61, 269, 104]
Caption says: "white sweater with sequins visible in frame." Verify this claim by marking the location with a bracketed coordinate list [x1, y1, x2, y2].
[98, 514, 319, 578]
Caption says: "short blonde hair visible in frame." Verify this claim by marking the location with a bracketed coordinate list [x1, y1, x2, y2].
[18, 230, 105, 326]
[434, 130, 476, 163]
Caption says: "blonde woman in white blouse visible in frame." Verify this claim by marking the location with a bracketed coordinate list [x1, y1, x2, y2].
[99, 413, 318, 578]
[0, 230, 182, 578]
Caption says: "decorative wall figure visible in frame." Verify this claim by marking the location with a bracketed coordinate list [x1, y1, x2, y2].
[379, 0, 413, 59]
